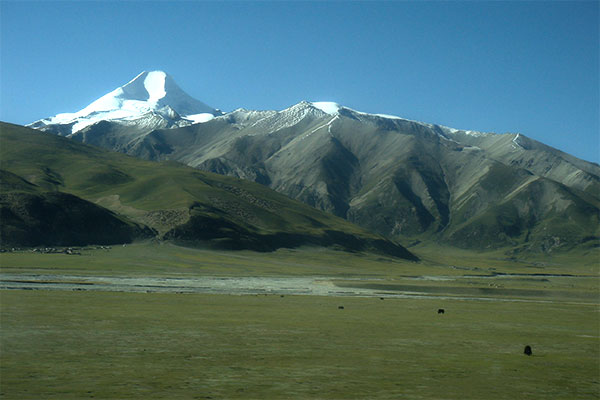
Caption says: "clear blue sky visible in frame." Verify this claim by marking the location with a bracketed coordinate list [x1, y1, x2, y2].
[1, 1, 598, 162]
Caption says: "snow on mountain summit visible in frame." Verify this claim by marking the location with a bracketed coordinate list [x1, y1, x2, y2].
[142, 71, 167, 104]
[29, 70, 220, 134]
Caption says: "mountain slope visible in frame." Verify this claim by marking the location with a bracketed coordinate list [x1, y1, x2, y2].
[24, 72, 599, 255]
[0, 122, 417, 259]
[61, 101, 599, 254]
[0, 170, 152, 247]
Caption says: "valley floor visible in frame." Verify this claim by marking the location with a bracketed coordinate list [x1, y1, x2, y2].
[1, 243, 598, 399]
[1, 273, 597, 305]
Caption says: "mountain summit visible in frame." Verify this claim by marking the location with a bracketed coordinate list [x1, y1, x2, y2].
[114, 71, 218, 117]
[29, 71, 221, 135]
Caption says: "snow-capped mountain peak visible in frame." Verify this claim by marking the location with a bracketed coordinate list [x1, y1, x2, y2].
[29, 70, 220, 135]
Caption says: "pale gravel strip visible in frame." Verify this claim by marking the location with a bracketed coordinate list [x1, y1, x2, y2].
[0, 273, 596, 306]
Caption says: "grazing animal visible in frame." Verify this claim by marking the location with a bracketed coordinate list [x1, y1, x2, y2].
[524, 345, 532, 356]
[437, 309, 445, 314]
[338, 306, 344, 310]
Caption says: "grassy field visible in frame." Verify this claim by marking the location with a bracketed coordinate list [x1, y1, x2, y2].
[1, 290, 598, 399]
[1, 241, 598, 278]
[1, 243, 598, 399]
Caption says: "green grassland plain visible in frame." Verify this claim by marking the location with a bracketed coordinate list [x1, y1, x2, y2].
[1, 243, 599, 399]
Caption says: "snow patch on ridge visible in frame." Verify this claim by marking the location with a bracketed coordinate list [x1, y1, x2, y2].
[311, 102, 341, 115]
[184, 113, 215, 124]
[443, 127, 486, 137]
[310, 102, 406, 121]
[305, 102, 495, 143]
[511, 133, 525, 150]
[373, 113, 403, 120]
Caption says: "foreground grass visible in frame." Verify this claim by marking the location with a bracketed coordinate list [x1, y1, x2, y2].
[1, 290, 598, 399]
[1, 244, 598, 398]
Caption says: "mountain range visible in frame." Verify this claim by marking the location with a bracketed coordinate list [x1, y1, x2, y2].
[16, 71, 600, 255]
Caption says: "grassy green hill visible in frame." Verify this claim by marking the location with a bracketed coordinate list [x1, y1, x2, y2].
[0, 170, 152, 247]
[0, 123, 417, 259]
